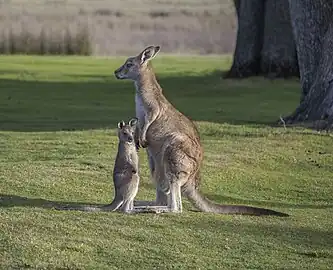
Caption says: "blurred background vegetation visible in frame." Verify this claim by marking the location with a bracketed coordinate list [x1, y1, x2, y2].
[0, 0, 234, 55]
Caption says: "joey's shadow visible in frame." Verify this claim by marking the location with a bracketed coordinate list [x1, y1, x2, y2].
[0, 193, 158, 211]
[0, 194, 106, 210]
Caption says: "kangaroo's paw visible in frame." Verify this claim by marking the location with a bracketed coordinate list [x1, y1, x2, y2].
[139, 133, 148, 148]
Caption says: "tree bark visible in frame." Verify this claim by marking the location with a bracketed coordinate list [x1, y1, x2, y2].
[285, 0, 333, 128]
[226, 0, 299, 79]
[261, 0, 299, 78]
[233, 0, 241, 18]
[225, 0, 265, 78]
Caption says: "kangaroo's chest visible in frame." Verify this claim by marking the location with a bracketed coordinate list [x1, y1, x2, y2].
[114, 154, 137, 175]
[135, 93, 146, 124]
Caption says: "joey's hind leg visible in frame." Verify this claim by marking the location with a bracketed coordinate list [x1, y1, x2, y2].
[120, 200, 133, 213]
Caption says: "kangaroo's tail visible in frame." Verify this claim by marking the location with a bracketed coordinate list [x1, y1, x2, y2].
[184, 185, 289, 217]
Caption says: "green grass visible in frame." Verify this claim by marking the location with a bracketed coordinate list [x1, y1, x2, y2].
[0, 55, 332, 270]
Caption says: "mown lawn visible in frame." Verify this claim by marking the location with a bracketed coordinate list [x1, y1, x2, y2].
[0, 55, 332, 270]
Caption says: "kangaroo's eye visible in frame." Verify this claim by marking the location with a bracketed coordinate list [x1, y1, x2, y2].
[126, 62, 133, 68]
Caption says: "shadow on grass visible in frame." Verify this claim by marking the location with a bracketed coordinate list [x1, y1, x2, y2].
[0, 194, 105, 209]
[205, 193, 333, 210]
[1, 193, 332, 212]
[0, 70, 300, 132]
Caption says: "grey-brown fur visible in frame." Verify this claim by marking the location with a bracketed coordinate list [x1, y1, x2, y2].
[114, 45, 289, 217]
[57, 118, 141, 213]
[100, 118, 140, 213]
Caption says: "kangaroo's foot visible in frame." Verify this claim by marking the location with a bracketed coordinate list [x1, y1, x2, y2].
[166, 179, 183, 213]
[132, 205, 170, 214]
[134, 200, 156, 206]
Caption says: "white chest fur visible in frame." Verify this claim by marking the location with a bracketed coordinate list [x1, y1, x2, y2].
[135, 94, 145, 121]
[135, 84, 146, 124]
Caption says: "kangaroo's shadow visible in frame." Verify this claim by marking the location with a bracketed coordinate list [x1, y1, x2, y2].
[2, 193, 332, 213]
[0, 193, 158, 212]
[206, 193, 333, 210]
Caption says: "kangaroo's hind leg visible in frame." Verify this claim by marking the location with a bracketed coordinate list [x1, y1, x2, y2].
[134, 152, 169, 207]
[148, 148, 169, 206]
[154, 164, 170, 207]
[163, 145, 194, 213]
[164, 171, 184, 213]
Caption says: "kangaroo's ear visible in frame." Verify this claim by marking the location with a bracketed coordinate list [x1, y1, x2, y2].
[139, 45, 161, 65]
[128, 117, 138, 127]
[117, 121, 125, 129]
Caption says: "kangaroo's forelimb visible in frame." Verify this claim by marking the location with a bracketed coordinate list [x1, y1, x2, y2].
[139, 104, 160, 148]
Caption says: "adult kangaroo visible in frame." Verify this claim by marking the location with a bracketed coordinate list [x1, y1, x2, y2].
[114, 45, 289, 217]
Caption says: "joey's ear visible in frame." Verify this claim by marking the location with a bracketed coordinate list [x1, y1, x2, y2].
[128, 117, 138, 127]
[140, 45, 161, 64]
[117, 121, 125, 129]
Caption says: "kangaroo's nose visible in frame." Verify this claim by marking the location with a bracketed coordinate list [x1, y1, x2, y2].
[128, 137, 133, 143]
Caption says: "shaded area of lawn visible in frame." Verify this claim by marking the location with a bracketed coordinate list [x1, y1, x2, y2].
[0, 70, 299, 131]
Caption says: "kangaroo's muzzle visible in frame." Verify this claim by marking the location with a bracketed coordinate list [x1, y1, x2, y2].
[114, 66, 127, 80]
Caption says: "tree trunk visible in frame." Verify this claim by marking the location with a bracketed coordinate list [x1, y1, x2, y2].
[233, 0, 241, 18]
[226, 0, 299, 79]
[261, 0, 299, 78]
[285, 0, 333, 129]
[225, 0, 265, 78]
